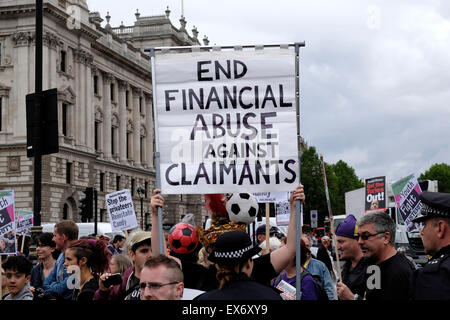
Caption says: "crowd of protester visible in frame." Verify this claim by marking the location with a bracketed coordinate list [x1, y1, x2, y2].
[1, 188, 449, 301]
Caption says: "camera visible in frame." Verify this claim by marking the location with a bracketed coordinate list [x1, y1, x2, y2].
[102, 273, 122, 287]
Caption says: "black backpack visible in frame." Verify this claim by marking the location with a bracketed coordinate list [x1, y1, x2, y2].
[304, 270, 329, 301]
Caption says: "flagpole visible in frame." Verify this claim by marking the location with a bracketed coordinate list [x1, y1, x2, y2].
[320, 154, 342, 282]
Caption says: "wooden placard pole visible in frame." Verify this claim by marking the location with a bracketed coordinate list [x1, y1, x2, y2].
[320, 154, 342, 282]
[265, 202, 270, 254]
[20, 236, 25, 255]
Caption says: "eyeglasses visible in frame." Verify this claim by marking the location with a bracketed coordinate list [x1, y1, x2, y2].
[355, 232, 384, 240]
[139, 281, 179, 291]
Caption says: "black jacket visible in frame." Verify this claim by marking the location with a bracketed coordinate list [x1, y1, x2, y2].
[317, 244, 333, 275]
[411, 245, 450, 300]
[180, 260, 219, 292]
[196, 273, 282, 300]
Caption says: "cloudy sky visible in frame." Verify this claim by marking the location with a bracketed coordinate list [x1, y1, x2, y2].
[89, 0, 450, 184]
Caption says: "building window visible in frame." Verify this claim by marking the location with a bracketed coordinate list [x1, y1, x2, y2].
[111, 126, 115, 156]
[131, 178, 135, 196]
[100, 209, 106, 222]
[139, 96, 143, 113]
[110, 83, 114, 101]
[66, 162, 72, 184]
[126, 90, 129, 107]
[116, 175, 120, 191]
[60, 50, 67, 73]
[93, 75, 98, 95]
[144, 181, 148, 198]
[140, 136, 143, 163]
[126, 132, 130, 159]
[62, 103, 68, 136]
[100, 172, 104, 192]
[63, 203, 69, 220]
[0, 97, 2, 132]
[95, 121, 99, 151]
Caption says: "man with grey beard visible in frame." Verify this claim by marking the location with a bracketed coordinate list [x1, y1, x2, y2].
[356, 211, 416, 300]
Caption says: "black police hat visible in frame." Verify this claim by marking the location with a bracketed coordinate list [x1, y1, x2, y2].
[208, 230, 261, 266]
[256, 224, 278, 236]
[412, 191, 450, 223]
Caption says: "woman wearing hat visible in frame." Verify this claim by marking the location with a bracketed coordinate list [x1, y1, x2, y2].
[195, 230, 282, 300]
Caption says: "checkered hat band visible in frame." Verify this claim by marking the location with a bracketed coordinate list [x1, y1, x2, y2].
[214, 244, 254, 259]
[422, 203, 450, 217]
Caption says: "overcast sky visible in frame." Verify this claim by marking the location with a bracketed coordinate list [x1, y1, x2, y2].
[88, 0, 450, 184]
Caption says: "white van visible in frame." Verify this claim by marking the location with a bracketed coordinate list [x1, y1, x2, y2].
[41, 222, 125, 239]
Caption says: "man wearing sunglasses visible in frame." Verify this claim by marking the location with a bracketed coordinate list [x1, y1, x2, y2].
[139, 255, 184, 300]
[335, 215, 369, 300]
[411, 191, 450, 300]
[356, 210, 416, 300]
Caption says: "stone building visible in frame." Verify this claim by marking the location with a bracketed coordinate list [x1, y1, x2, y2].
[0, 0, 208, 229]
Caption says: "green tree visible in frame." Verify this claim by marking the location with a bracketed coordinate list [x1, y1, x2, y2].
[300, 146, 327, 226]
[331, 160, 364, 214]
[300, 146, 364, 226]
[419, 163, 450, 193]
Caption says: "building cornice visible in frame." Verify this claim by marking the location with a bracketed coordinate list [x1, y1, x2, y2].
[91, 42, 152, 82]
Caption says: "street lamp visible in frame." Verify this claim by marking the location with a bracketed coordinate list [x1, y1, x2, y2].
[137, 185, 145, 229]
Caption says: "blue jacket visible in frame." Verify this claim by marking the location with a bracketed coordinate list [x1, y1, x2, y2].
[305, 258, 337, 300]
[43, 252, 72, 300]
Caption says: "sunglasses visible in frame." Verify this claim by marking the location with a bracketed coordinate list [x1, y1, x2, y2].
[355, 232, 384, 240]
[139, 281, 179, 291]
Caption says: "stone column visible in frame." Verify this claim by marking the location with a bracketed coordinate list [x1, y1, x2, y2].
[132, 87, 142, 167]
[78, 52, 86, 148]
[43, 38, 50, 90]
[73, 49, 81, 147]
[85, 54, 94, 152]
[12, 32, 33, 138]
[102, 72, 113, 160]
[49, 34, 58, 89]
[145, 92, 154, 168]
[118, 80, 128, 163]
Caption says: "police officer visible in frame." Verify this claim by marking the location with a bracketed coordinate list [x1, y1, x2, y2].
[411, 191, 450, 300]
[196, 230, 282, 300]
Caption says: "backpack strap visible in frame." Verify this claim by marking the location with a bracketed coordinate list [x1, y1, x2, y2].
[121, 283, 140, 300]
[300, 268, 311, 280]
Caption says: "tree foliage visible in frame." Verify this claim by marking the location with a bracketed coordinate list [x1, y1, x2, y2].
[300, 146, 362, 227]
[419, 163, 450, 193]
[331, 160, 364, 214]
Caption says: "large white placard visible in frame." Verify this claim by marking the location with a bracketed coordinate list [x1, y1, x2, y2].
[154, 48, 300, 194]
[0, 190, 16, 255]
[106, 189, 138, 232]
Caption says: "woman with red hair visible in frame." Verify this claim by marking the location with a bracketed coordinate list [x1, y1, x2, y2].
[64, 238, 111, 301]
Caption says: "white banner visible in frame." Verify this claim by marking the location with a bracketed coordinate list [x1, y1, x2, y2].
[311, 210, 318, 228]
[275, 200, 302, 227]
[106, 189, 138, 232]
[154, 48, 300, 194]
[16, 210, 34, 236]
[0, 190, 16, 255]
[253, 192, 289, 203]
[276, 200, 291, 226]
